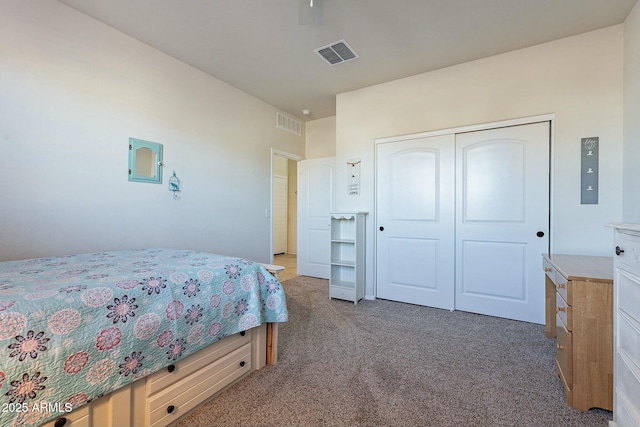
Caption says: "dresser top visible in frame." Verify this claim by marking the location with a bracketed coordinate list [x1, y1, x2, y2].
[607, 222, 640, 233]
[543, 253, 613, 283]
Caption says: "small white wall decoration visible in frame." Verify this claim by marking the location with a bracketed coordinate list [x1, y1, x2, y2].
[168, 171, 181, 200]
[347, 158, 361, 195]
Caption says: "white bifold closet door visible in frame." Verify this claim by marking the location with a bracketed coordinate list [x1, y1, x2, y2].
[454, 122, 549, 323]
[376, 134, 456, 310]
[376, 122, 549, 323]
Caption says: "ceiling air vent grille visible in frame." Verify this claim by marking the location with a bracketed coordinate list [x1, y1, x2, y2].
[277, 112, 302, 136]
[315, 39, 359, 66]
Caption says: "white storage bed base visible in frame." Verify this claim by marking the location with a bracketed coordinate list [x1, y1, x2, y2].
[39, 323, 277, 427]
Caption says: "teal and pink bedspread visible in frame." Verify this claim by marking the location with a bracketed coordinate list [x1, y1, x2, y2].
[0, 249, 288, 427]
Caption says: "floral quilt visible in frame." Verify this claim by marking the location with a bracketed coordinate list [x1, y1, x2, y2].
[0, 249, 288, 427]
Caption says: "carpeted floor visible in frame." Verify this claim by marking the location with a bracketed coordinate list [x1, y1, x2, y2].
[173, 275, 613, 427]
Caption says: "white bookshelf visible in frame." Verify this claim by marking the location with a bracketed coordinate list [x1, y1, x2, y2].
[329, 212, 366, 304]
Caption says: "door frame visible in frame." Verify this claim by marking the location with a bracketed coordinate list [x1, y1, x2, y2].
[273, 174, 288, 255]
[373, 114, 555, 299]
[270, 149, 303, 264]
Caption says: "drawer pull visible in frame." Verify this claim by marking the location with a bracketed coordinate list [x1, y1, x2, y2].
[556, 306, 566, 313]
[240, 331, 246, 337]
[240, 361, 246, 367]
[54, 418, 67, 427]
[167, 405, 175, 414]
[557, 343, 565, 350]
[167, 364, 175, 373]
[616, 246, 625, 256]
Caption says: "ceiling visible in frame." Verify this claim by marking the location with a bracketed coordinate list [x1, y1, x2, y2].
[58, 0, 637, 121]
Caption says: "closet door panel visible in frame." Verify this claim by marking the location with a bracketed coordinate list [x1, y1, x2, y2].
[463, 141, 525, 222]
[376, 135, 455, 310]
[455, 122, 550, 324]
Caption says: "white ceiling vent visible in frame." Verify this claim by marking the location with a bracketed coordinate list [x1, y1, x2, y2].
[315, 39, 359, 66]
[277, 112, 302, 136]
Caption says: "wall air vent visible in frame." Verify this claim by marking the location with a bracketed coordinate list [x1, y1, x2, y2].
[277, 112, 302, 136]
[315, 39, 359, 66]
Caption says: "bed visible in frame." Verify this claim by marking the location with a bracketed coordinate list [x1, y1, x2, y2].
[0, 249, 288, 427]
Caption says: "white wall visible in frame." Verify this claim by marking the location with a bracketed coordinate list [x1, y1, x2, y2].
[624, 2, 640, 223]
[0, 0, 304, 262]
[336, 26, 624, 298]
[305, 116, 336, 159]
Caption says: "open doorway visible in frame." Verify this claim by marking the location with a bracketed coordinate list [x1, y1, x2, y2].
[271, 150, 302, 281]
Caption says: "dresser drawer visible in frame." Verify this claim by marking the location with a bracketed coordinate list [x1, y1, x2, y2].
[147, 331, 251, 395]
[148, 343, 252, 427]
[543, 258, 556, 283]
[556, 273, 571, 306]
[615, 390, 640, 427]
[618, 311, 640, 371]
[617, 269, 640, 328]
[615, 232, 640, 277]
[556, 291, 572, 332]
[616, 352, 640, 422]
[556, 313, 573, 389]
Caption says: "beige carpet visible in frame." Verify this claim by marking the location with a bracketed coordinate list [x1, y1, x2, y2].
[173, 275, 612, 427]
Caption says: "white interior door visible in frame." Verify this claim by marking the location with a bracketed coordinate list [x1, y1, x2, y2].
[455, 122, 550, 323]
[376, 135, 455, 310]
[297, 157, 335, 279]
[273, 175, 287, 255]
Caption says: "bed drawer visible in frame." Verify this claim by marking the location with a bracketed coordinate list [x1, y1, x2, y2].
[556, 313, 573, 390]
[147, 342, 252, 427]
[40, 405, 89, 427]
[556, 291, 572, 332]
[147, 331, 251, 395]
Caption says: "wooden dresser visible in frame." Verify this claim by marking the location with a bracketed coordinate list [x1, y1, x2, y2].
[543, 254, 614, 411]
